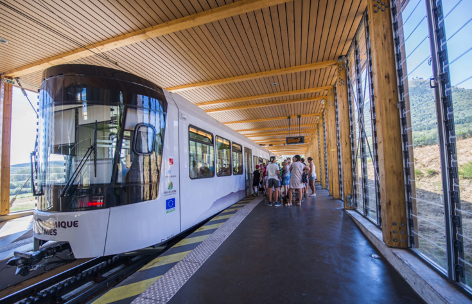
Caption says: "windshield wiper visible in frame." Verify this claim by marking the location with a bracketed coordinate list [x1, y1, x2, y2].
[60, 144, 95, 197]
[94, 120, 97, 177]
[61, 122, 98, 197]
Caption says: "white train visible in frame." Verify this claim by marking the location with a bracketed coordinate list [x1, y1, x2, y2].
[30, 64, 271, 259]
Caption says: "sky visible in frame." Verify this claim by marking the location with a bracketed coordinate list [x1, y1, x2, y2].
[11, 87, 38, 166]
[401, 0, 472, 89]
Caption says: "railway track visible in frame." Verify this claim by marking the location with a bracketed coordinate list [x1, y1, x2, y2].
[0, 218, 209, 304]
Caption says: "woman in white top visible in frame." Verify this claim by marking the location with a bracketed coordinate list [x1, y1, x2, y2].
[307, 157, 316, 197]
[288, 155, 310, 206]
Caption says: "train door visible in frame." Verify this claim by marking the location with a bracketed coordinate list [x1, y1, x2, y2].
[244, 147, 252, 195]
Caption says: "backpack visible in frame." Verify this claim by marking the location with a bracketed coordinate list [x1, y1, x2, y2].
[302, 172, 308, 183]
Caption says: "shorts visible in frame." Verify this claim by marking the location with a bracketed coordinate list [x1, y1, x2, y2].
[309, 176, 316, 181]
[268, 178, 280, 188]
[282, 176, 290, 185]
[253, 179, 260, 187]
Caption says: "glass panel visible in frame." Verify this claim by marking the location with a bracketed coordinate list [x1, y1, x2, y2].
[189, 127, 213, 144]
[441, 0, 472, 287]
[216, 136, 231, 176]
[10, 87, 39, 212]
[245, 148, 252, 180]
[118, 107, 164, 187]
[361, 65, 378, 223]
[189, 140, 214, 179]
[38, 104, 120, 188]
[134, 125, 155, 154]
[398, 0, 447, 270]
[233, 149, 243, 175]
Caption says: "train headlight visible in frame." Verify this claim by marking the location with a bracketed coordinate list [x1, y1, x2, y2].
[70, 195, 104, 211]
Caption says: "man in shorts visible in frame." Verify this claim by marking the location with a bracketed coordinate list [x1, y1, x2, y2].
[266, 156, 281, 206]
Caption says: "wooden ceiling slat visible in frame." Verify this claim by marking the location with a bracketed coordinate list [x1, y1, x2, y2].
[239, 124, 318, 132]
[4, 0, 293, 77]
[205, 96, 326, 112]
[3, 0, 367, 141]
[197, 86, 331, 106]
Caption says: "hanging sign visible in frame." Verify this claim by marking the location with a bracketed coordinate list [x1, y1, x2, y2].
[286, 136, 305, 144]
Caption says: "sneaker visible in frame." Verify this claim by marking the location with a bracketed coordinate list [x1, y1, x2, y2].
[274, 202, 281, 207]
[267, 202, 273, 206]
[310, 193, 316, 197]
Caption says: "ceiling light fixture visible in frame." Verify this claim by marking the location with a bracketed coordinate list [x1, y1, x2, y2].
[0, 38, 8, 44]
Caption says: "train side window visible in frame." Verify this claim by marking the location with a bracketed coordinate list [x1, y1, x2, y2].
[232, 142, 243, 175]
[216, 136, 231, 177]
[189, 126, 215, 179]
[133, 123, 156, 155]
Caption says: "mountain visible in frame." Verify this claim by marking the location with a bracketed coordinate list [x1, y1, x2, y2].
[359, 79, 472, 147]
[408, 79, 472, 146]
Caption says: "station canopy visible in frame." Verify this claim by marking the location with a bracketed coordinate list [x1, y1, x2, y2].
[0, 0, 366, 155]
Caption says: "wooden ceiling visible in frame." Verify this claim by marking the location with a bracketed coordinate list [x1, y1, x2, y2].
[0, 0, 366, 155]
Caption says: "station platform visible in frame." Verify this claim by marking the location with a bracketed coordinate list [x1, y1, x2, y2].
[93, 186, 423, 304]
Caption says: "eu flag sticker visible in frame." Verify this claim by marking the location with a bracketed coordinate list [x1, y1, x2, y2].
[166, 198, 175, 214]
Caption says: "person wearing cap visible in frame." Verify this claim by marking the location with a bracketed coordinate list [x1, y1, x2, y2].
[266, 156, 281, 206]
[252, 165, 261, 196]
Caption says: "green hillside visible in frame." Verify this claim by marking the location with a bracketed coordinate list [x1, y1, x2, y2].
[359, 79, 472, 147]
[408, 79, 472, 146]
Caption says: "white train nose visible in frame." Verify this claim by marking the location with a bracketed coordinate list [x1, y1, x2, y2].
[33, 208, 110, 258]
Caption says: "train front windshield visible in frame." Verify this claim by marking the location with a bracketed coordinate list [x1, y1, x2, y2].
[36, 101, 166, 212]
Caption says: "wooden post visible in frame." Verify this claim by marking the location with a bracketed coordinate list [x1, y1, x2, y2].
[367, 2, 407, 248]
[337, 59, 354, 208]
[319, 118, 327, 189]
[325, 109, 333, 195]
[312, 127, 321, 185]
[0, 77, 13, 215]
[327, 90, 340, 198]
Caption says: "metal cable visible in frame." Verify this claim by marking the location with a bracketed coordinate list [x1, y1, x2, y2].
[15, 78, 38, 116]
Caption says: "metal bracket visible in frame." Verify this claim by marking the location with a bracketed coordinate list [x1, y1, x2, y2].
[455, 264, 464, 278]
[454, 239, 463, 253]
[452, 215, 461, 229]
[3, 78, 15, 85]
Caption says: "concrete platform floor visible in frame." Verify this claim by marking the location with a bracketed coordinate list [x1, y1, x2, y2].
[168, 186, 424, 304]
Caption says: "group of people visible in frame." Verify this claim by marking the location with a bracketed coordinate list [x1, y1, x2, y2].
[252, 155, 317, 206]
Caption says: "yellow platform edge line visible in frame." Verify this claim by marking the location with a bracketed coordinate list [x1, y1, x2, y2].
[93, 199, 253, 304]
[219, 207, 243, 215]
[173, 234, 210, 248]
[139, 250, 191, 272]
[196, 222, 224, 232]
[92, 276, 162, 304]
[209, 214, 233, 222]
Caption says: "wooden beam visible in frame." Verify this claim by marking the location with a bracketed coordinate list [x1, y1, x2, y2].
[4, 0, 292, 78]
[167, 61, 338, 92]
[368, 3, 407, 248]
[205, 96, 326, 113]
[337, 60, 354, 208]
[223, 113, 321, 125]
[0, 77, 13, 215]
[237, 124, 318, 133]
[267, 144, 309, 148]
[245, 130, 315, 137]
[254, 137, 312, 143]
[327, 91, 340, 199]
[319, 117, 327, 189]
[198, 87, 332, 107]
